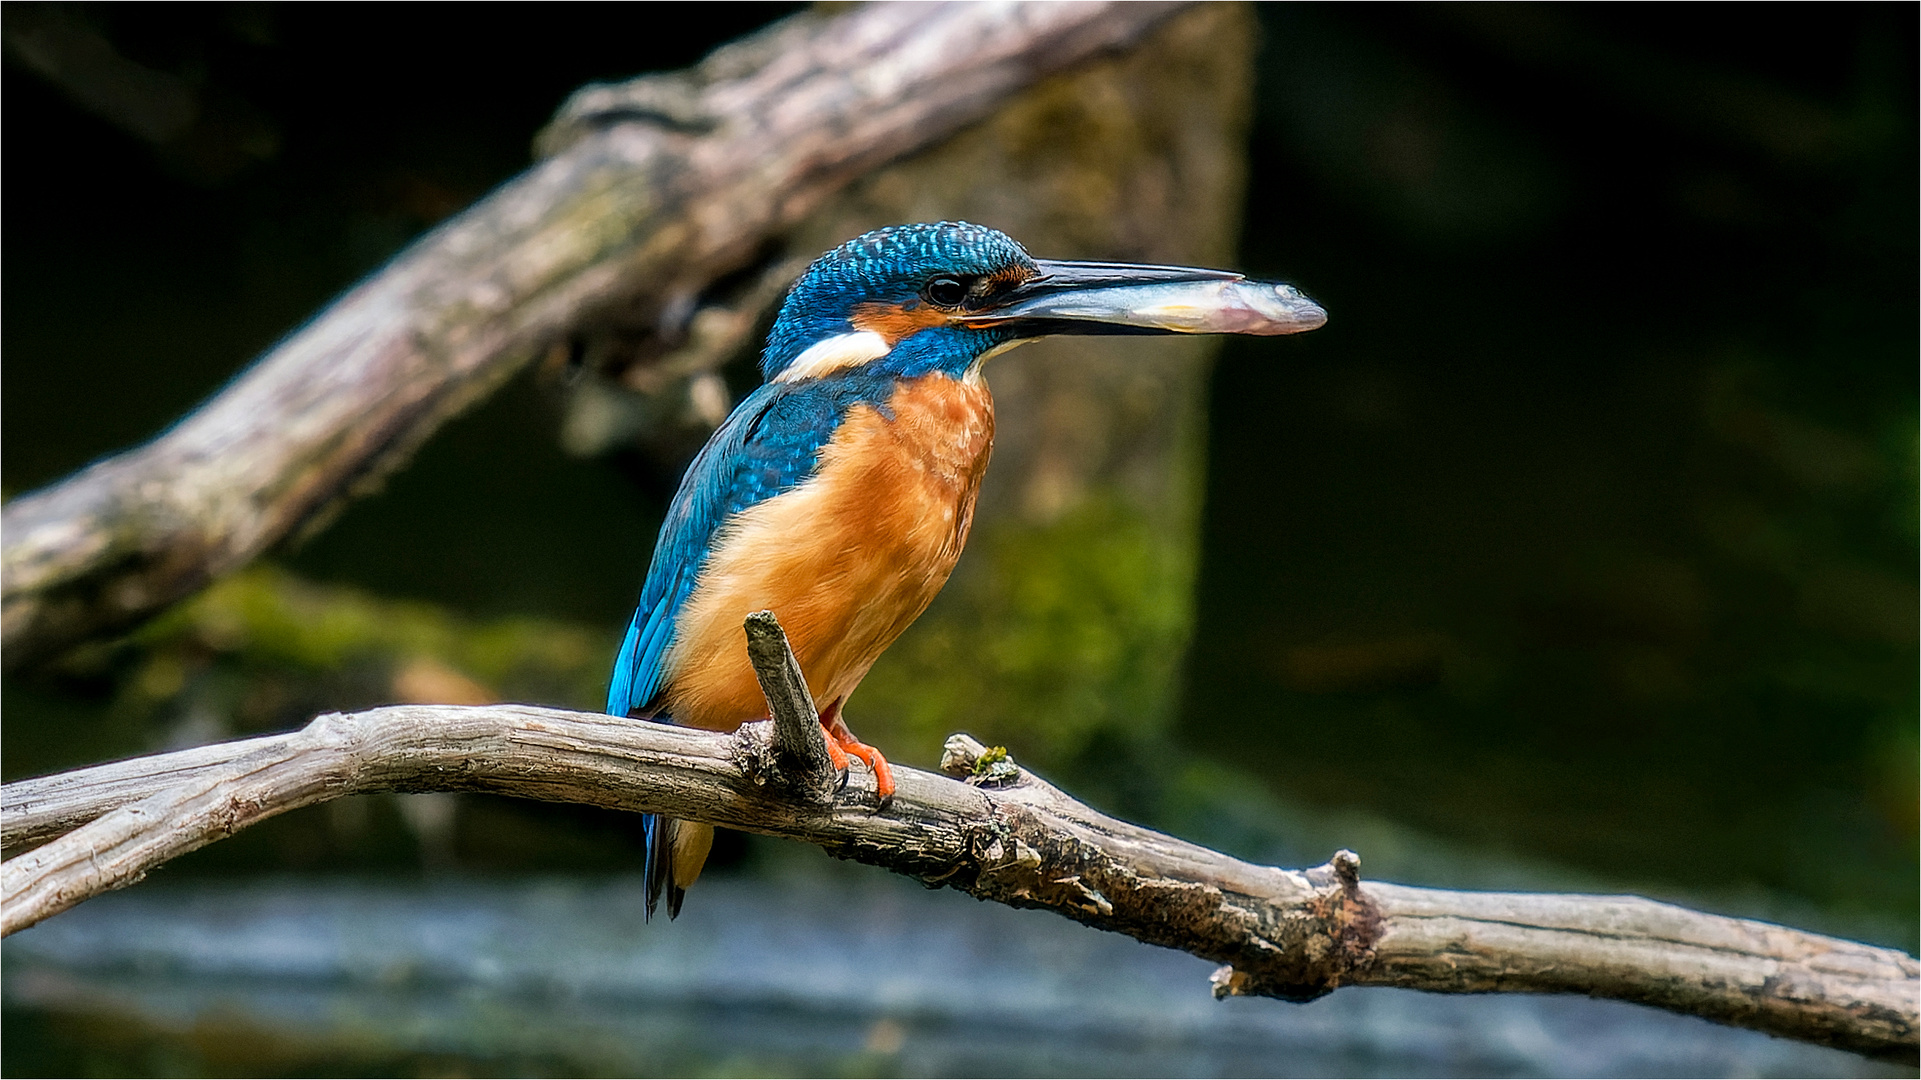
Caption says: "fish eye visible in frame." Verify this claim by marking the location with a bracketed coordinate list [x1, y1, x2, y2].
[923, 276, 968, 307]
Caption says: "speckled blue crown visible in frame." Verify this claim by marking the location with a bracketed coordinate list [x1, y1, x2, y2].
[761, 222, 1034, 379]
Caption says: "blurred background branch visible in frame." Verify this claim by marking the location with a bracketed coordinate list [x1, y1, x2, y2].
[0, 0, 1190, 673]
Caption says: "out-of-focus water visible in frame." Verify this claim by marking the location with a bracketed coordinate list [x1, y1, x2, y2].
[3, 868, 1907, 1079]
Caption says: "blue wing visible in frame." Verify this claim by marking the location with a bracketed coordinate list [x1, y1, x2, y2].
[606, 372, 897, 920]
[606, 375, 890, 717]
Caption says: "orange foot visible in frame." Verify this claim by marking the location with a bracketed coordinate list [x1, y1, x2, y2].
[820, 703, 895, 806]
[819, 726, 851, 776]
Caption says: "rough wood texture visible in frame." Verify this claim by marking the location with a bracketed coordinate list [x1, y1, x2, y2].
[4, 698, 1914, 1060]
[741, 610, 838, 804]
[0, 1, 1192, 671]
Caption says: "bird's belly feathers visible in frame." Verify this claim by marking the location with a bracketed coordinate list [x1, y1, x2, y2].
[660, 373, 995, 731]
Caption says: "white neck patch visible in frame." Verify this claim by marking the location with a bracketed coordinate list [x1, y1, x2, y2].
[774, 330, 892, 383]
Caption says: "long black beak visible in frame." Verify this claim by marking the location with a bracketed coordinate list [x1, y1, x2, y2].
[964, 259, 1327, 338]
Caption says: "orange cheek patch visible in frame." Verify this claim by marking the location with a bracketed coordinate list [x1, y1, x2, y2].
[851, 301, 952, 345]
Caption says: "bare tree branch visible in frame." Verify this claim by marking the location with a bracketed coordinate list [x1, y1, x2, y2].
[0, 1, 1193, 670]
[742, 610, 839, 804]
[4, 620, 1915, 1062]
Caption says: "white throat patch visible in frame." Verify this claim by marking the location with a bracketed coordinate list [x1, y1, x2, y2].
[774, 330, 892, 383]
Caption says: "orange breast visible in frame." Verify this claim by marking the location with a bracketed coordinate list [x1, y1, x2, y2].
[660, 372, 995, 732]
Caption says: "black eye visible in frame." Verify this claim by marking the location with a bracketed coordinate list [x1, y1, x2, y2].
[923, 276, 968, 307]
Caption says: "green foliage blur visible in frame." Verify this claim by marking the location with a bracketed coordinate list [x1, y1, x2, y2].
[860, 492, 1199, 771]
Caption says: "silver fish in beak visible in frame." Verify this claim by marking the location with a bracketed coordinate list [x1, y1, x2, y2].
[967, 259, 1327, 338]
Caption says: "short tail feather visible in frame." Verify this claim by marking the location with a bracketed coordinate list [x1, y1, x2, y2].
[642, 812, 705, 920]
[643, 811, 674, 921]
[612, 608, 695, 921]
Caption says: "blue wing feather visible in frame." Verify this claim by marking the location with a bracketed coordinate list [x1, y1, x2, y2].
[606, 370, 901, 919]
[607, 371, 900, 718]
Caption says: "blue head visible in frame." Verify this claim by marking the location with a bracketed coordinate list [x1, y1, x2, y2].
[761, 222, 1036, 382]
[758, 221, 1328, 384]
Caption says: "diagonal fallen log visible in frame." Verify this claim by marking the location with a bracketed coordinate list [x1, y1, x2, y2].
[0, 1, 1193, 671]
[2, 616, 1914, 1062]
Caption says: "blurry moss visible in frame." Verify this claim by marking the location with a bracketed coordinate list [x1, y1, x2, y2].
[970, 745, 1021, 786]
[125, 564, 613, 739]
[856, 491, 1197, 770]
[971, 745, 1008, 771]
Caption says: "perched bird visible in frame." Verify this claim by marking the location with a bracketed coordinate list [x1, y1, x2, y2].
[608, 221, 1324, 919]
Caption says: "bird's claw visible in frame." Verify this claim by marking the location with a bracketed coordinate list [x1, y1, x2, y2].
[839, 740, 895, 809]
[820, 714, 896, 810]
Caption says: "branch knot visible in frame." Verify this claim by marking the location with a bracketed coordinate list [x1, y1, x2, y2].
[940, 733, 1022, 786]
[1214, 850, 1383, 1003]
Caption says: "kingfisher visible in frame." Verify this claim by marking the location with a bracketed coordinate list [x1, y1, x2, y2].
[608, 221, 1324, 919]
